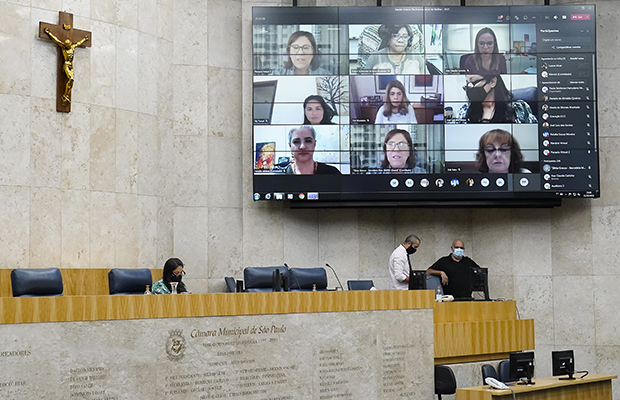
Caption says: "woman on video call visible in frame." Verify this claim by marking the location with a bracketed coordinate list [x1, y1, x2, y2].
[455, 74, 537, 123]
[271, 31, 330, 75]
[476, 128, 530, 173]
[303, 95, 335, 125]
[464, 27, 507, 74]
[375, 80, 417, 124]
[285, 126, 341, 175]
[375, 128, 426, 173]
[366, 24, 424, 74]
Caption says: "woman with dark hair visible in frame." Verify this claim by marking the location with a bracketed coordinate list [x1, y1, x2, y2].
[366, 24, 424, 74]
[377, 128, 426, 173]
[455, 74, 537, 123]
[375, 80, 417, 124]
[151, 258, 189, 294]
[464, 27, 507, 74]
[271, 31, 330, 75]
[303, 95, 335, 125]
[475, 129, 530, 173]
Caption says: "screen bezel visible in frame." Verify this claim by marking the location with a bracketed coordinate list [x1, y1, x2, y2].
[252, 5, 599, 207]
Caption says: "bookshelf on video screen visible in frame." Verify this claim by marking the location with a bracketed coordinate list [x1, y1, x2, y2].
[252, 5, 599, 204]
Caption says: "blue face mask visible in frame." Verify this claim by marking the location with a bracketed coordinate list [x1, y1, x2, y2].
[453, 248, 464, 258]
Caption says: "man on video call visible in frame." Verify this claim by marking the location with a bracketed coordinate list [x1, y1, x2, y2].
[388, 234, 420, 290]
[426, 239, 481, 298]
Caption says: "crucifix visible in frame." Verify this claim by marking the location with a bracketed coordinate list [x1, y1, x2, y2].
[39, 11, 92, 113]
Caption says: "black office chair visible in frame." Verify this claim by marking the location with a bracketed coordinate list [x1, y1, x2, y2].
[435, 365, 456, 400]
[498, 360, 512, 382]
[482, 364, 499, 385]
[11, 268, 64, 297]
[108, 268, 152, 295]
[347, 280, 374, 290]
[224, 277, 236, 292]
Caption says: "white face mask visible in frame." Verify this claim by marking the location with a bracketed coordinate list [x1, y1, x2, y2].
[453, 248, 464, 258]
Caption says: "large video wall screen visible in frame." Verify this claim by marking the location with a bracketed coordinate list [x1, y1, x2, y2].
[252, 6, 598, 203]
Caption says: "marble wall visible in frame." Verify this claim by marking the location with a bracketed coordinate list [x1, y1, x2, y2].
[0, 0, 619, 397]
[0, 309, 435, 399]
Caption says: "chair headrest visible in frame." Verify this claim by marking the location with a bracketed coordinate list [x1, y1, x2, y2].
[289, 268, 327, 290]
[11, 268, 63, 297]
[244, 267, 289, 289]
[108, 268, 152, 295]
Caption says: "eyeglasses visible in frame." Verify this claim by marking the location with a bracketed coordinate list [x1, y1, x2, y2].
[477, 41, 495, 48]
[289, 44, 313, 53]
[385, 141, 410, 150]
[172, 270, 186, 277]
[462, 77, 487, 91]
[391, 34, 410, 41]
[484, 146, 511, 155]
[291, 137, 315, 146]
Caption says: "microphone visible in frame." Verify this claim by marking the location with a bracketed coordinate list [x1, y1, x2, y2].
[284, 263, 301, 291]
[325, 263, 344, 291]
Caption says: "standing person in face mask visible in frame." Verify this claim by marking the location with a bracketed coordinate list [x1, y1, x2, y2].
[388, 235, 421, 290]
[151, 258, 189, 294]
[426, 239, 481, 298]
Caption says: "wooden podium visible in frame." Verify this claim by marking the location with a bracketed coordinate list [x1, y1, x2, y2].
[456, 373, 617, 400]
[434, 300, 535, 364]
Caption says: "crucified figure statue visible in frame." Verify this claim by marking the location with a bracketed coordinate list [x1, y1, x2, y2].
[44, 28, 89, 104]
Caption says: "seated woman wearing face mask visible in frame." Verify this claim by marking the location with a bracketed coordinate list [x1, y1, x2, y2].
[455, 74, 537, 123]
[151, 258, 189, 294]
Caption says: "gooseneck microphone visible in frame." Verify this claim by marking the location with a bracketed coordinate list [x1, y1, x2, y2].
[284, 263, 301, 291]
[325, 263, 344, 291]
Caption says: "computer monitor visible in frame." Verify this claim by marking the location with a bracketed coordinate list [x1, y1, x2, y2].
[510, 351, 535, 385]
[470, 267, 490, 300]
[552, 350, 575, 380]
[408, 270, 427, 290]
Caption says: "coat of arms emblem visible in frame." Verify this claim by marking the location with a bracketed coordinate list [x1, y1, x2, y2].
[166, 329, 186, 361]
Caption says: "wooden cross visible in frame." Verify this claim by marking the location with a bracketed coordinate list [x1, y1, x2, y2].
[39, 12, 92, 113]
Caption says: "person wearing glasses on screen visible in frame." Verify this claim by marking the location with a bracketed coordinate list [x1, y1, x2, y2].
[476, 129, 530, 173]
[375, 128, 426, 173]
[375, 80, 417, 124]
[464, 27, 507, 74]
[271, 31, 330, 76]
[303, 95, 335, 125]
[285, 126, 341, 175]
[151, 258, 189, 294]
[454, 74, 537, 123]
[366, 25, 424, 75]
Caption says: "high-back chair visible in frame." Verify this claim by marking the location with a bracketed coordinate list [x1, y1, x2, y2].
[244, 266, 290, 292]
[482, 364, 499, 385]
[108, 268, 152, 295]
[289, 268, 328, 291]
[434, 365, 456, 400]
[11, 268, 64, 297]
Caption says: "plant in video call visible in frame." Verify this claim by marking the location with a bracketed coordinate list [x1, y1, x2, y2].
[317, 76, 349, 116]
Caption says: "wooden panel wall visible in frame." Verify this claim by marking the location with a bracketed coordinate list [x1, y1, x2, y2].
[434, 301, 535, 364]
[0, 268, 163, 296]
[0, 289, 436, 324]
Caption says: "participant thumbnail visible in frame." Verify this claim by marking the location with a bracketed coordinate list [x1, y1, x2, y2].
[444, 124, 539, 173]
[253, 76, 349, 125]
[349, 75, 444, 124]
[349, 124, 443, 174]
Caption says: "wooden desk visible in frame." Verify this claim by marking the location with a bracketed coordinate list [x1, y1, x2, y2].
[0, 289, 435, 324]
[434, 301, 535, 364]
[456, 374, 616, 400]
